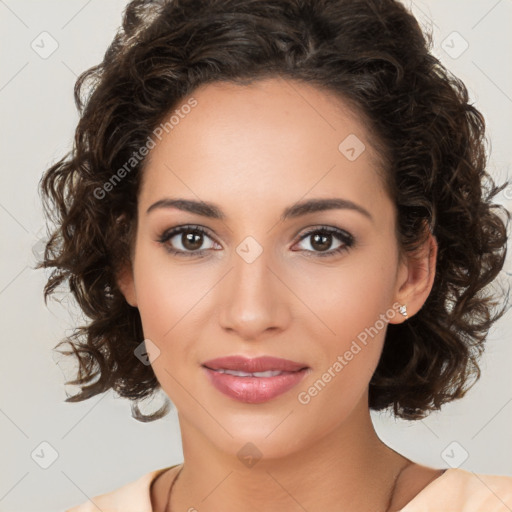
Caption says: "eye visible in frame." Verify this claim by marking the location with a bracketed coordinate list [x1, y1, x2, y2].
[157, 224, 355, 259]
[157, 225, 220, 257]
[293, 226, 354, 258]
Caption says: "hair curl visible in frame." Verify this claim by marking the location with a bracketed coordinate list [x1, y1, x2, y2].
[38, 0, 511, 421]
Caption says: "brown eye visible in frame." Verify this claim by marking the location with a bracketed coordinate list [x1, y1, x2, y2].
[158, 225, 219, 257]
[294, 227, 354, 258]
[310, 232, 332, 252]
[181, 230, 204, 251]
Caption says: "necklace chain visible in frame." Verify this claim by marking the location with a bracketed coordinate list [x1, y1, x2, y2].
[385, 460, 411, 512]
[164, 465, 183, 512]
[164, 461, 411, 512]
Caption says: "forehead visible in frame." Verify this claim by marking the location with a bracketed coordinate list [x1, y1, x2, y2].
[139, 77, 390, 220]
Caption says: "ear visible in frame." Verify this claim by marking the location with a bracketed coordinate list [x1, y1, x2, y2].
[116, 262, 138, 307]
[390, 226, 438, 324]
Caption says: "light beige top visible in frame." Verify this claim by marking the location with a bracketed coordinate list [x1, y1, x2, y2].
[66, 464, 512, 511]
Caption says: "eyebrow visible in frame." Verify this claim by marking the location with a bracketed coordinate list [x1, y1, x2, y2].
[146, 197, 373, 222]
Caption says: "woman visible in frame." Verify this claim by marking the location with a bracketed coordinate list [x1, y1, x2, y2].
[38, 0, 512, 510]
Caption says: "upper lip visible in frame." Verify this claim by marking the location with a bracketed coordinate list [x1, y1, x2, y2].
[202, 355, 309, 373]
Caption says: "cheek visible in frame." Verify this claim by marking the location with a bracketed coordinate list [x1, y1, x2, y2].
[132, 244, 192, 332]
[296, 303, 391, 422]
[298, 243, 397, 339]
[296, 250, 397, 402]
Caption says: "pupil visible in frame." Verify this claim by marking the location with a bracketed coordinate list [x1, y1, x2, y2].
[312, 232, 331, 251]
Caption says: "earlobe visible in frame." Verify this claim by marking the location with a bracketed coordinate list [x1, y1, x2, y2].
[116, 264, 138, 307]
[391, 230, 438, 323]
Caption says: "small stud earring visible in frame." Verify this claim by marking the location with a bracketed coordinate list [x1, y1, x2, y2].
[399, 304, 408, 317]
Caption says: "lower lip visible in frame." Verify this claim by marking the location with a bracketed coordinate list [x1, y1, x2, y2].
[202, 366, 309, 404]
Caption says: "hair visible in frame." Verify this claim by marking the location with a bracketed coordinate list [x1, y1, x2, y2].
[38, 0, 510, 422]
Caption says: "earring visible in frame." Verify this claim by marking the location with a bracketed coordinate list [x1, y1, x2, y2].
[399, 304, 408, 317]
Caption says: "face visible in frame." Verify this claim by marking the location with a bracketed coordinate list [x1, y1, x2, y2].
[118, 77, 434, 460]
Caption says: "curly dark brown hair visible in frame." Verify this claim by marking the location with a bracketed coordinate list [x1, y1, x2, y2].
[37, 0, 510, 422]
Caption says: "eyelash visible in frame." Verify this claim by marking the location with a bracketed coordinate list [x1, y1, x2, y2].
[157, 224, 355, 259]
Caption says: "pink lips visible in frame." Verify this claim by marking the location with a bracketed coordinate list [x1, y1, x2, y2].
[201, 355, 310, 404]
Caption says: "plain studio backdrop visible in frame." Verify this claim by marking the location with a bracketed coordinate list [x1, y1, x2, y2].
[0, 1, 511, 511]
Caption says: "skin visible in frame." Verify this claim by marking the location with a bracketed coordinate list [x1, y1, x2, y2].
[117, 76, 440, 512]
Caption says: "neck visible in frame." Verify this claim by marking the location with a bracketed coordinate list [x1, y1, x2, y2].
[169, 399, 409, 512]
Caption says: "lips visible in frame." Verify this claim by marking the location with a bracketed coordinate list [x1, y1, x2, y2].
[201, 355, 310, 403]
[202, 355, 308, 373]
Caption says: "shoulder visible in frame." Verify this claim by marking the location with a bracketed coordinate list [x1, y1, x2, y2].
[400, 467, 512, 511]
[64, 465, 176, 512]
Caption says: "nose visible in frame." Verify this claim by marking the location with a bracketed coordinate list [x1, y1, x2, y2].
[218, 247, 291, 341]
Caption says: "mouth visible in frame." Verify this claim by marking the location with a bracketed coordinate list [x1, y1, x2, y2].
[204, 368, 301, 377]
[201, 355, 310, 403]
[201, 354, 309, 373]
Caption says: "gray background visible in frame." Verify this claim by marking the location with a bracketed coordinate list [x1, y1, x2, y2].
[0, 1, 511, 511]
